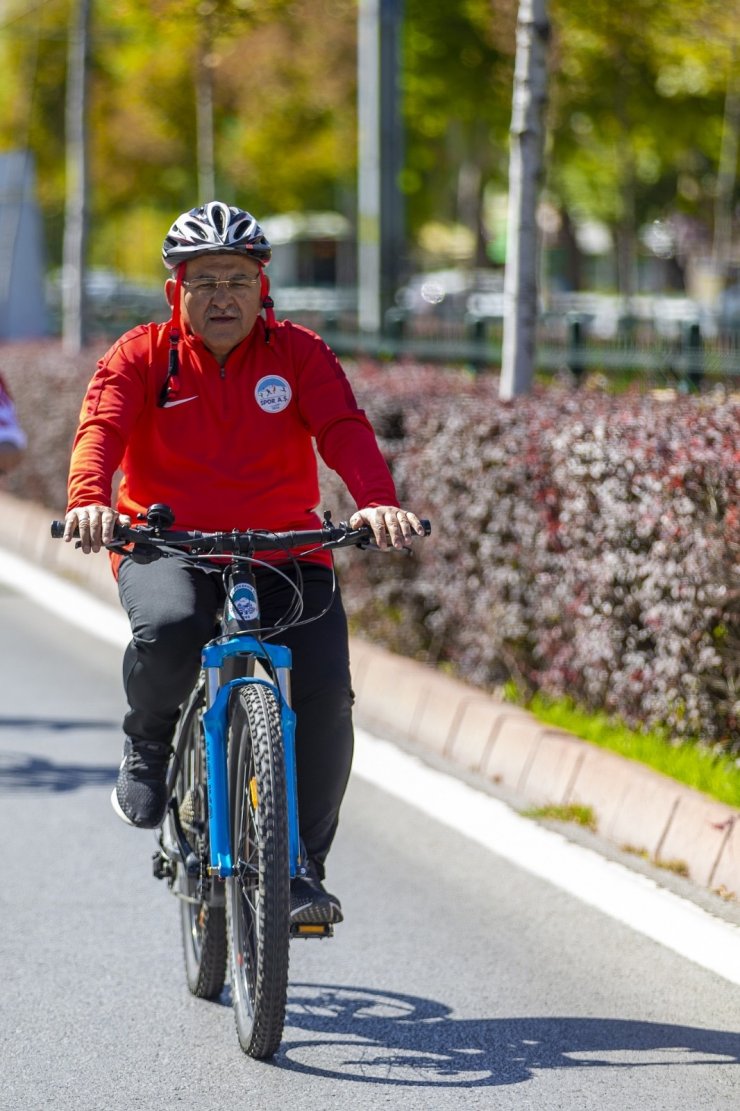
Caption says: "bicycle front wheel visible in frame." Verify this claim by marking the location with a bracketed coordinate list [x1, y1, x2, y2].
[227, 683, 290, 1059]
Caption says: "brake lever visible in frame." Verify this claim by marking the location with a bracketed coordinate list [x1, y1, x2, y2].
[354, 535, 376, 551]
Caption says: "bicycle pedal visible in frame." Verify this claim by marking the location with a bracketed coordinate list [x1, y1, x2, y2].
[290, 922, 334, 940]
[152, 851, 174, 881]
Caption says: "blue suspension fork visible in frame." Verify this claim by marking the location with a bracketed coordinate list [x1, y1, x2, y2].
[199, 636, 301, 881]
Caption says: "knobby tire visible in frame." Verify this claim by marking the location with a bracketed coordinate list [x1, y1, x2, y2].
[227, 684, 290, 1059]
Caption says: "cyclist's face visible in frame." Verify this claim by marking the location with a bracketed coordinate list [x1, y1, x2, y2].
[166, 254, 263, 364]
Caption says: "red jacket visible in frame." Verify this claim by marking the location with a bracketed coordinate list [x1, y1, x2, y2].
[67, 316, 398, 566]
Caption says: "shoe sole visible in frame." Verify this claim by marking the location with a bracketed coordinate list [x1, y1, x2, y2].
[110, 786, 167, 830]
[110, 787, 136, 827]
[290, 898, 344, 926]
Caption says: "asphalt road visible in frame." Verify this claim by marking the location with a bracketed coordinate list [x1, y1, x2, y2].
[2, 581, 739, 1110]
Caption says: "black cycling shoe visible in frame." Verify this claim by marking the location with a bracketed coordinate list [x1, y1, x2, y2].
[290, 859, 343, 925]
[111, 738, 171, 829]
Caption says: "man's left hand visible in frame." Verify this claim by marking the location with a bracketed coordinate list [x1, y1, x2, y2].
[349, 505, 426, 551]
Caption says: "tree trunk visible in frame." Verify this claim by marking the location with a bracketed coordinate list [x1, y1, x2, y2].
[499, 0, 550, 400]
[615, 119, 638, 310]
[357, 0, 405, 335]
[196, 32, 216, 203]
[457, 120, 493, 269]
[713, 52, 739, 278]
[62, 0, 90, 355]
[560, 209, 582, 292]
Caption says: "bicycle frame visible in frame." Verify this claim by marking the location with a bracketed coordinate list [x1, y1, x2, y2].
[51, 505, 430, 891]
[199, 634, 301, 880]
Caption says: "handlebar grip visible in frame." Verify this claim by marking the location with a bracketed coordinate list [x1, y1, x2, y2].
[420, 518, 431, 536]
[50, 519, 130, 541]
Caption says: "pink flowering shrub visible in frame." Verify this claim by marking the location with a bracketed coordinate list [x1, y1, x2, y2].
[329, 361, 739, 750]
[3, 343, 738, 749]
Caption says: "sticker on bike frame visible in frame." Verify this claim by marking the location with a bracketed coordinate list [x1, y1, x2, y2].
[255, 374, 292, 413]
[227, 582, 259, 623]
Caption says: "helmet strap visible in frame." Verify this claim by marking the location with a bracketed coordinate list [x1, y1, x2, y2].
[260, 268, 275, 344]
[158, 264, 184, 406]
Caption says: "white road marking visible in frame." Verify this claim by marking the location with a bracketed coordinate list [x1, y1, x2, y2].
[3, 545, 739, 986]
[0, 548, 130, 646]
[353, 731, 740, 986]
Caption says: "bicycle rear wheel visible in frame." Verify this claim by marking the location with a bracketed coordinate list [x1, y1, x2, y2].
[227, 683, 290, 1059]
[169, 691, 227, 999]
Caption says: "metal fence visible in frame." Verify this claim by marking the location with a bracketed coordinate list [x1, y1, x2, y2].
[47, 278, 740, 388]
[280, 290, 740, 387]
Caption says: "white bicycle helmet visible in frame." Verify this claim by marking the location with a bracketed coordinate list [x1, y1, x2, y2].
[162, 201, 272, 269]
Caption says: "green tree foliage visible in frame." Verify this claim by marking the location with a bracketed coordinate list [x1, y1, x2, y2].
[212, 0, 356, 214]
[0, 0, 355, 279]
[547, 0, 738, 284]
[94, 0, 357, 277]
[0, 0, 69, 262]
[0, 0, 735, 282]
[402, 0, 516, 260]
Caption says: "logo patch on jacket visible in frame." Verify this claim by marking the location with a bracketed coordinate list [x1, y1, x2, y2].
[255, 375, 292, 413]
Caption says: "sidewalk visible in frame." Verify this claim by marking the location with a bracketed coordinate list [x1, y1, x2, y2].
[2, 489, 737, 900]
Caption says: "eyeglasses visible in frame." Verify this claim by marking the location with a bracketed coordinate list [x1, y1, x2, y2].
[183, 277, 260, 296]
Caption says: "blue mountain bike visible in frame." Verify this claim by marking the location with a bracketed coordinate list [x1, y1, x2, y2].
[52, 504, 429, 1058]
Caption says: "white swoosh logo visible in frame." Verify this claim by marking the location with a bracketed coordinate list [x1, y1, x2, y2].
[162, 395, 198, 409]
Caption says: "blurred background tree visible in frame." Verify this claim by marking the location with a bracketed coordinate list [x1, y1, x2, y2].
[402, 0, 516, 267]
[0, 0, 736, 291]
[0, 0, 354, 281]
[546, 0, 739, 295]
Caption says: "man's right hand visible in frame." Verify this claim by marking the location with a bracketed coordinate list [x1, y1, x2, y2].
[63, 505, 131, 553]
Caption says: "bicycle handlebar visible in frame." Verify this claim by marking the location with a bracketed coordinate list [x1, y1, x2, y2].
[50, 511, 432, 555]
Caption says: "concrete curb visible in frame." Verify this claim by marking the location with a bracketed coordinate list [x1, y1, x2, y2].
[2, 490, 738, 900]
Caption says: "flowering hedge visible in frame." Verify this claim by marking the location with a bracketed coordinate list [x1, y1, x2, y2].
[3, 343, 738, 750]
[324, 362, 739, 751]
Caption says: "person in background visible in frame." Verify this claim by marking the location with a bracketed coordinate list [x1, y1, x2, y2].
[0, 372, 27, 475]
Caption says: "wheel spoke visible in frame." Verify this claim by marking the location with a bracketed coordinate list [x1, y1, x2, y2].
[169, 692, 226, 1000]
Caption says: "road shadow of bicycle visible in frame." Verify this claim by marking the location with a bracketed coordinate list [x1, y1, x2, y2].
[276, 983, 740, 1087]
[0, 750, 118, 793]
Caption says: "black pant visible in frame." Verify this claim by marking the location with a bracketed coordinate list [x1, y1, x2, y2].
[117, 554, 354, 873]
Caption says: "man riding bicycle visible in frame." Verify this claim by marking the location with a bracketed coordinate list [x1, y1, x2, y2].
[63, 201, 424, 925]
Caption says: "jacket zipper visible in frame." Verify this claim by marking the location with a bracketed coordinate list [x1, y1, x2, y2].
[220, 363, 228, 419]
